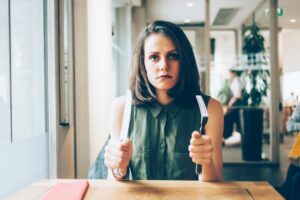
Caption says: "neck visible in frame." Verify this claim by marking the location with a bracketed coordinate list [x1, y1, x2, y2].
[156, 90, 173, 105]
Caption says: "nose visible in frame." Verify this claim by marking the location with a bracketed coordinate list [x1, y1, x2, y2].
[159, 57, 168, 72]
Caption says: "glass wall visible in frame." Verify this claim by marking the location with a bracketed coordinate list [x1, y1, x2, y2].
[0, 0, 11, 142]
[218, 1, 273, 163]
[0, 0, 46, 142]
[10, 0, 46, 141]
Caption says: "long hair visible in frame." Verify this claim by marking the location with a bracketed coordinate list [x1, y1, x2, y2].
[130, 20, 201, 105]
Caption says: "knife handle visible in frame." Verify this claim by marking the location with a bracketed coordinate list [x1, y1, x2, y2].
[195, 164, 202, 175]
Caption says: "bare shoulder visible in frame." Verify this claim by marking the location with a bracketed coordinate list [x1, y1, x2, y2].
[207, 97, 223, 115]
[109, 95, 126, 139]
[206, 97, 224, 136]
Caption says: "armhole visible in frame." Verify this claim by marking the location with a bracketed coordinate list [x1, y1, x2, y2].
[202, 94, 210, 107]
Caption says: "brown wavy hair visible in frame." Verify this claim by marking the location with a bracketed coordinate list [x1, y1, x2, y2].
[130, 20, 202, 105]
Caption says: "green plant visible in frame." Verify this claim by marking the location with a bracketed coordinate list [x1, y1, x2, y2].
[241, 20, 269, 107]
[241, 69, 269, 106]
[217, 79, 231, 106]
[242, 23, 265, 54]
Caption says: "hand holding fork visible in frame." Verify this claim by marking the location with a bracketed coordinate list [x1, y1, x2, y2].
[189, 96, 209, 175]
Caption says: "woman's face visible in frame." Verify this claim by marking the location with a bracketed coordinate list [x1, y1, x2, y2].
[143, 33, 180, 93]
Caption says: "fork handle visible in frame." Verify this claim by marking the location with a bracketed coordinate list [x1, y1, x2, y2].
[195, 164, 202, 175]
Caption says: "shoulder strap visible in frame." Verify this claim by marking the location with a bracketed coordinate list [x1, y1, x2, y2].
[119, 90, 132, 140]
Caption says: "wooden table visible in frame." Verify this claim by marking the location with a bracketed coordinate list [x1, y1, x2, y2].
[10, 179, 283, 200]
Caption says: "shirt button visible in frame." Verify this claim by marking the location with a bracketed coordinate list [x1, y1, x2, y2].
[160, 142, 164, 148]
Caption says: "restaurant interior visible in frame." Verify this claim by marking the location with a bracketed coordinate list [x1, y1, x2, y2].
[1, 0, 300, 199]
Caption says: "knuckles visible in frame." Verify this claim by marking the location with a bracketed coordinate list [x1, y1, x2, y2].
[103, 139, 132, 170]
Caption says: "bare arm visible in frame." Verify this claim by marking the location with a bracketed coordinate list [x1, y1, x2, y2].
[105, 96, 132, 179]
[201, 98, 224, 181]
[108, 96, 125, 140]
[227, 96, 239, 108]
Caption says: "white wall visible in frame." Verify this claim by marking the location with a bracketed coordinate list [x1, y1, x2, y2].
[281, 30, 300, 73]
[182, 29, 237, 98]
[280, 29, 300, 102]
[74, 0, 112, 178]
[210, 31, 236, 98]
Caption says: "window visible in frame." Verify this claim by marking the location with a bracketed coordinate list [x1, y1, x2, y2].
[0, 0, 11, 142]
[0, 0, 46, 143]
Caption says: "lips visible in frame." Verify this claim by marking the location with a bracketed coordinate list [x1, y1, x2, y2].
[157, 75, 172, 79]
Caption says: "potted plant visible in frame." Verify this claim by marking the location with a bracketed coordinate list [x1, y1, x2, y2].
[241, 20, 269, 107]
[239, 18, 270, 161]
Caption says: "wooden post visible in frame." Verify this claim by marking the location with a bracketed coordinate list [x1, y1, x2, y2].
[204, 0, 211, 94]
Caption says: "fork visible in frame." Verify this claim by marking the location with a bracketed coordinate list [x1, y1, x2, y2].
[195, 95, 209, 175]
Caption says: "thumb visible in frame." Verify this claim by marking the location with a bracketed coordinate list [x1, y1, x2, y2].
[121, 138, 132, 148]
[192, 131, 201, 139]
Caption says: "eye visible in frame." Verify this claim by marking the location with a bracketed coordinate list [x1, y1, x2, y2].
[168, 52, 180, 60]
[149, 54, 159, 61]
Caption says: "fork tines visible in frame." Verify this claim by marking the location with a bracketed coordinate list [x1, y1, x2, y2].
[196, 96, 208, 117]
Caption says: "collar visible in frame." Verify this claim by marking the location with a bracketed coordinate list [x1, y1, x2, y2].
[148, 101, 180, 119]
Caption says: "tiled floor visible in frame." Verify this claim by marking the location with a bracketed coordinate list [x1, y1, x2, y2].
[223, 134, 297, 187]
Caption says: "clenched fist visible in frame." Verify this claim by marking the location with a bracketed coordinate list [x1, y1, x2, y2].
[189, 131, 213, 165]
[104, 138, 132, 177]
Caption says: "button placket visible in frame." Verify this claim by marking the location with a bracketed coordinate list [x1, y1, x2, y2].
[161, 112, 168, 178]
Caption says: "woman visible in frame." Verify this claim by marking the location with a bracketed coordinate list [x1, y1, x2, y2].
[104, 20, 223, 181]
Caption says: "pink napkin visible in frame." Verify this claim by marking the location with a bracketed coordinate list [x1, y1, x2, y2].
[42, 180, 89, 200]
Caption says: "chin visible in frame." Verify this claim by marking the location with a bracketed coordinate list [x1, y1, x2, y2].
[155, 84, 176, 91]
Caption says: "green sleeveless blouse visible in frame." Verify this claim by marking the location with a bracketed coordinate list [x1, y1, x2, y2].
[128, 95, 210, 180]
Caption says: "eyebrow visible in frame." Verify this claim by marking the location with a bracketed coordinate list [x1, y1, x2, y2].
[146, 50, 178, 54]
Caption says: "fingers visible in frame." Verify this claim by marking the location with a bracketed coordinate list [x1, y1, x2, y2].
[104, 138, 132, 170]
[122, 138, 132, 148]
[192, 131, 201, 139]
[191, 157, 212, 165]
[188, 144, 213, 153]
[119, 167, 128, 176]
[108, 139, 130, 151]
[189, 149, 213, 159]
[189, 132, 213, 165]
[190, 131, 211, 145]
[104, 158, 119, 169]
[189, 151, 213, 165]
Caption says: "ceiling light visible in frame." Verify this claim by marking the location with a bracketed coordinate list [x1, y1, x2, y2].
[264, 7, 284, 16]
[290, 19, 296, 23]
[186, 2, 194, 7]
[184, 19, 191, 23]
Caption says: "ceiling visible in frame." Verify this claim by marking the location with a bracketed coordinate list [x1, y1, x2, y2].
[253, 0, 300, 29]
[145, 0, 300, 29]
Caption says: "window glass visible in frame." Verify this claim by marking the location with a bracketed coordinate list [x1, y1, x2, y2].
[10, 0, 45, 141]
[0, 0, 11, 142]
